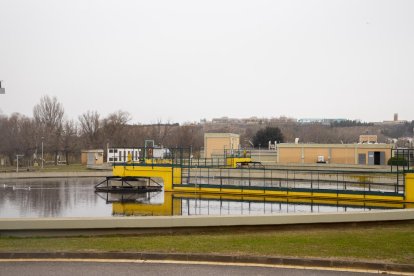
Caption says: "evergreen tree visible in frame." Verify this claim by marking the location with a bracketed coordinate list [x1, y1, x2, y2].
[253, 127, 284, 148]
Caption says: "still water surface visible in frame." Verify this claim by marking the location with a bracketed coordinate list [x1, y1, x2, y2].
[0, 178, 401, 218]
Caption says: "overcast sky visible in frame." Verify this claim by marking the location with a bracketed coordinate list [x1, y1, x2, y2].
[0, 0, 413, 124]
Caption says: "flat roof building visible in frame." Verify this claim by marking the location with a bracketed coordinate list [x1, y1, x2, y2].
[359, 135, 378, 144]
[81, 149, 104, 166]
[275, 143, 393, 166]
[204, 133, 240, 158]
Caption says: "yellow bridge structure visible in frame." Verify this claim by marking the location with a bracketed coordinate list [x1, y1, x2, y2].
[110, 154, 414, 207]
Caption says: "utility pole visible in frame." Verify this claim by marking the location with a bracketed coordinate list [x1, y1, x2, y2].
[0, 80, 5, 94]
[259, 144, 261, 162]
[16, 154, 24, 172]
[41, 137, 44, 169]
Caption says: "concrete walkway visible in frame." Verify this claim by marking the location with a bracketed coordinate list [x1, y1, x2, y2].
[0, 252, 412, 274]
[0, 261, 380, 276]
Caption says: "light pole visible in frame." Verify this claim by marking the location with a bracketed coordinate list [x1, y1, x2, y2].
[106, 141, 110, 163]
[259, 144, 261, 162]
[41, 137, 44, 169]
[16, 154, 24, 173]
[0, 80, 5, 94]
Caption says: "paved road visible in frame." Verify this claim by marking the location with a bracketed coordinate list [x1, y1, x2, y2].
[0, 261, 383, 276]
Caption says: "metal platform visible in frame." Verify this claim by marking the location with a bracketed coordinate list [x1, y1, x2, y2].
[95, 176, 162, 193]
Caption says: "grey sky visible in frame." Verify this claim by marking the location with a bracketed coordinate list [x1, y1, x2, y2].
[0, 0, 413, 124]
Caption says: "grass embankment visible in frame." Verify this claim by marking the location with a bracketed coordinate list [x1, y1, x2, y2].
[34, 164, 90, 172]
[1, 222, 413, 264]
[1, 164, 93, 173]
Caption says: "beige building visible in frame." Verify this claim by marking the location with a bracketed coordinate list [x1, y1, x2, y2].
[359, 135, 378, 144]
[202, 132, 393, 166]
[81, 149, 104, 166]
[204, 133, 240, 158]
[276, 143, 393, 165]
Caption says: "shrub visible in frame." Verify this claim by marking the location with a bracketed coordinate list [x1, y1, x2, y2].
[387, 156, 408, 166]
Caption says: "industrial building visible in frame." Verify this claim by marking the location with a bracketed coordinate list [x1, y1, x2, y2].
[80, 149, 104, 166]
[275, 143, 392, 165]
[204, 133, 240, 158]
[106, 147, 171, 163]
[203, 133, 393, 166]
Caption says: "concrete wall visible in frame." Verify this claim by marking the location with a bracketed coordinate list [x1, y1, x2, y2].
[1, 210, 413, 236]
[276, 144, 393, 165]
[330, 148, 356, 164]
[204, 133, 240, 158]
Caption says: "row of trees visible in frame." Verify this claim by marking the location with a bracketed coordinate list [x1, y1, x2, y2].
[0, 96, 205, 166]
[1, 95, 413, 166]
[206, 120, 414, 146]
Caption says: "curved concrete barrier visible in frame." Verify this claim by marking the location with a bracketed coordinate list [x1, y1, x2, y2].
[1, 209, 413, 234]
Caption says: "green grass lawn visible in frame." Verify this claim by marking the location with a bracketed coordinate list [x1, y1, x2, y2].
[34, 164, 90, 172]
[1, 164, 92, 173]
[1, 222, 413, 264]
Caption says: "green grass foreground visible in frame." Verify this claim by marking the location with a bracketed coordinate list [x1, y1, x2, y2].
[1, 222, 414, 264]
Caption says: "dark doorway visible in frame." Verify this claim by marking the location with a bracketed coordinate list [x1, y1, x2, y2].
[374, 152, 381, 165]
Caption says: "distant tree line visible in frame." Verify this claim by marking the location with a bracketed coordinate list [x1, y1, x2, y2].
[330, 120, 374, 127]
[0, 96, 204, 166]
[0, 95, 412, 166]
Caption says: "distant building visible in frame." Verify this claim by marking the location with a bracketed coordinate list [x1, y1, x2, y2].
[275, 143, 392, 166]
[107, 147, 171, 163]
[81, 149, 104, 166]
[202, 132, 393, 166]
[359, 135, 378, 144]
[204, 133, 240, 158]
[205, 116, 296, 125]
[375, 113, 408, 125]
[297, 118, 348, 125]
[107, 148, 140, 163]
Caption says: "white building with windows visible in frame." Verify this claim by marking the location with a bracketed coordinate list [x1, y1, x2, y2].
[107, 148, 141, 163]
[107, 147, 172, 163]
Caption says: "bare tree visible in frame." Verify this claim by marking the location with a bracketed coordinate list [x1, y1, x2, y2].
[124, 124, 148, 147]
[33, 96, 64, 129]
[33, 96, 65, 165]
[78, 110, 101, 148]
[105, 110, 131, 126]
[0, 113, 36, 166]
[62, 119, 79, 165]
[150, 120, 175, 145]
[103, 110, 131, 147]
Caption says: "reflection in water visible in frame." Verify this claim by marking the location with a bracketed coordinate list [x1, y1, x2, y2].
[0, 178, 112, 218]
[112, 193, 405, 217]
[0, 178, 405, 218]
